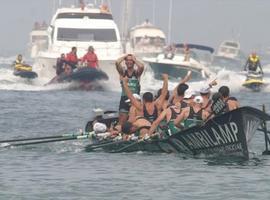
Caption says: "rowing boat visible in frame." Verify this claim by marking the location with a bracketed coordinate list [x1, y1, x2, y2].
[85, 106, 270, 159]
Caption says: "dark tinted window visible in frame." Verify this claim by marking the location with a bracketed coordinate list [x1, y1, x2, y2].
[56, 13, 113, 19]
[224, 42, 239, 48]
[57, 28, 117, 42]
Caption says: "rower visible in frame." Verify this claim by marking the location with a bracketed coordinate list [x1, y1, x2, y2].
[148, 84, 191, 137]
[121, 118, 152, 140]
[174, 95, 209, 129]
[121, 73, 168, 124]
[218, 86, 239, 112]
[126, 93, 143, 123]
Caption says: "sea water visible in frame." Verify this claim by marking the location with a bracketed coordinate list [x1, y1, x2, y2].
[1, 60, 270, 200]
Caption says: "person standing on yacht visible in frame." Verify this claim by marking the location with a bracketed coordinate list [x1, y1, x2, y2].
[65, 47, 79, 69]
[115, 54, 144, 126]
[183, 43, 190, 62]
[81, 46, 99, 68]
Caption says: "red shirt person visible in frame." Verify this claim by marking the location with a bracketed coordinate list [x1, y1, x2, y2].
[65, 47, 79, 69]
[81, 46, 99, 68]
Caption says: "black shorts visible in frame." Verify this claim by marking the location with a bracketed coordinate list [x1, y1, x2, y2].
[118, 96, 131, 114]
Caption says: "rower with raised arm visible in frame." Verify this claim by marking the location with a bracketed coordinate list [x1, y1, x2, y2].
[121, 73, 168, 124]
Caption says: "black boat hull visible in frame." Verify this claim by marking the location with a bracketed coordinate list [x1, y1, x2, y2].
[61, 67, 108, 82]
[13, 70, 38, 79]
[49, 67, 109, 85]
[85, 107, 270, 159]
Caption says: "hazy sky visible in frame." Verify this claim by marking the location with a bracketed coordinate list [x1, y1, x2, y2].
[1, 0, 270, 56]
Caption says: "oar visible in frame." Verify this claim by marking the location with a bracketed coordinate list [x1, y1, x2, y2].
[8, 134, 91, 147]
[0, 132, 93, 144]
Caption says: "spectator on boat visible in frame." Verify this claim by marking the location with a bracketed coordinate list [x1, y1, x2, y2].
[164, 44, 176, 59]
[66, 47, 79, 69]
[183, 43, 190, 62]
[63, 63, 73, 76]
[218, 86, 239, 111]
[81, 46, 99, 68]
[100, 4, 110, 13]
[244, 52, 263, 74]
[56, 53, 66, 76]
[121, 73, 168, 124]
[115, 54, 144, 126]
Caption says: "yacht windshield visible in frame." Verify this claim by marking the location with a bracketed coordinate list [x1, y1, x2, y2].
[57, 28, 117, 42]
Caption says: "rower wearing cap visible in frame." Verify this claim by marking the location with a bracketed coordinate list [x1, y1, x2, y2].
[199, 79, 217, 112]
[127, 94, 143, 123]
[174, 95, 209, 129]
[199, 87, 212, 112]
[121, 73, 168, 124]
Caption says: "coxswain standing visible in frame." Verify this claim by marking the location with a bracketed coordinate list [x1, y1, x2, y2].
[115, 54, 144, 126]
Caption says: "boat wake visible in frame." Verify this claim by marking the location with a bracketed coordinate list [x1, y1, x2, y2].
[1, 54, 270, 93]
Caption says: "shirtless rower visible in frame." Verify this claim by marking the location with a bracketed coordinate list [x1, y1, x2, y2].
[218, 86, 239, 111]
[121, 73, 168, 123]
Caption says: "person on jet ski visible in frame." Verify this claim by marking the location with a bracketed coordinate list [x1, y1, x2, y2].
[244, 52, 263, 74]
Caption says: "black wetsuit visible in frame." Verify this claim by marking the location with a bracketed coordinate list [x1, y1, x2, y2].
[143, 104, 158, 123]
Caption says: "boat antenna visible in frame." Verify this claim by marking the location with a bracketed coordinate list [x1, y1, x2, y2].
[152, 0, 156, 25]
[121, 0, 131, 43]
[168, 0, 173, 44]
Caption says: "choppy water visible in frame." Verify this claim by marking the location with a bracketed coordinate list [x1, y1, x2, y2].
[1, 59, 270, 200]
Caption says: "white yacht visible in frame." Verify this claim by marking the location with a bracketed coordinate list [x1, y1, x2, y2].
[28, 22, 48, 59]
[212, 40, 245, 71]
[143, 44, 214, 80]
[36, 4, 123, 78]
[215, 40, 241, 59]
[125, 20, 166, 58]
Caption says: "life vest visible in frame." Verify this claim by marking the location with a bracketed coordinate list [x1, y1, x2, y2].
[121, 70, 140, 96]
[249, 55, 259, 63]
[14, 62, 32, 71]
